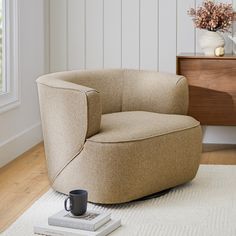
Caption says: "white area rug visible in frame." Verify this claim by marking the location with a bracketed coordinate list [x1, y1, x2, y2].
[2, 165, 236, 236]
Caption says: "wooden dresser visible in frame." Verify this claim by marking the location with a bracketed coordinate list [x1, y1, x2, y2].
[177, 54, 236, 125]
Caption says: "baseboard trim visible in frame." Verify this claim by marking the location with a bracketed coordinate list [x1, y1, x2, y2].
[203, 143, 236, 152]
[0, 122, 43, 167]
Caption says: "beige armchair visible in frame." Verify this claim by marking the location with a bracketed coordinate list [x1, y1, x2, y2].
[37, 69, 202, 204]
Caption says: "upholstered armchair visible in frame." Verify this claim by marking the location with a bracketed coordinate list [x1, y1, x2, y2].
[37, 69, 202, 204]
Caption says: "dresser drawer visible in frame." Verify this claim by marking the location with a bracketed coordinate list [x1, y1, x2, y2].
[177, 54, 236, 125]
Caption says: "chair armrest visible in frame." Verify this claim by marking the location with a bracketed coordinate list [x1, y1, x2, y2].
[122, 70, 189, 115]
[36, 74, 101, 182]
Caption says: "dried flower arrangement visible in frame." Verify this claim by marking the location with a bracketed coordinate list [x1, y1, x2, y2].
[188, 0, 233, 32]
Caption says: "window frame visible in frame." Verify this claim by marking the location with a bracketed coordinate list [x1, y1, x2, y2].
[0, 0, 19, 114]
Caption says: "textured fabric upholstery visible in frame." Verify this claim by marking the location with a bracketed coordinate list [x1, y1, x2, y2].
[37, 69, 202, 204]
[122, 70, 188, 115]
[37, 80, 101, 183]
[39, 70, 124, 114]
[88, 111, 199, 143]
[54, 125, 201, 203]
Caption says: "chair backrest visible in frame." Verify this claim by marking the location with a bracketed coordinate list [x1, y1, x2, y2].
[54, 69, 187, 115]
[60, 69, 124, 114]
[122, 70, 188, 115]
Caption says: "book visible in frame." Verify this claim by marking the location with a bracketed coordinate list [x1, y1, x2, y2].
[34, 218, 121, 236]
[48, 210, 111, 231]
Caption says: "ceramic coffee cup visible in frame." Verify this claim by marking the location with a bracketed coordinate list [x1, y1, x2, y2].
[64, 190, 88, 216]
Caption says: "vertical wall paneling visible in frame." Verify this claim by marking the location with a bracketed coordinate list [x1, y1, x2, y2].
[140, 0, 158, 70]
[50, 0, 67, 72]
[50, 0, 236, 72]
[44, 0, 50, 73]
[68, 0, 85, 70]
[122, 0, 140, 69]
[233, 1, 236, 54]
[232, 21, 236, 54]
[195, 0, 203, 53]
[222, 0, 233, 54]
[104, 0, 122, 68]
[177, 0, 195, 54]
[86, 0, 103, 69]
[159, 0, 177, 73]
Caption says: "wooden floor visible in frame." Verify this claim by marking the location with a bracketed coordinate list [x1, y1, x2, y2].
[0, 143, 236, 233]
[0, 143, 50, 233]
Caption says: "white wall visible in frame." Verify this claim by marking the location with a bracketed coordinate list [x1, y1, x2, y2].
[0, 0, 49, 167]
[49, 0, 236, 145]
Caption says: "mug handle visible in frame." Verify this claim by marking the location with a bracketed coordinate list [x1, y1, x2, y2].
[64, 197, 71, 211]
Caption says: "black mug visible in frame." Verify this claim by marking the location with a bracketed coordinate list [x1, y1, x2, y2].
[64, 190, 88, 216]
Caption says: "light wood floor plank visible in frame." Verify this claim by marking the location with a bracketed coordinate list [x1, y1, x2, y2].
[0, 143, 50, 232]
[201, 148, 236, 165]
[0, 143, 235, 232]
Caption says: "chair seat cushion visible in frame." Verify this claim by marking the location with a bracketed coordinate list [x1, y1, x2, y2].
[56, 111, 202, 203]
[87, 111, 200, 143]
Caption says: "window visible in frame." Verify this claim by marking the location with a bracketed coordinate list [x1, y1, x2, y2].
[0, 0, 19, 113]
[0, 0, 3, 93]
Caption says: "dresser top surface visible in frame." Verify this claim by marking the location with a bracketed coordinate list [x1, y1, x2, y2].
[177, 53, 236, 59]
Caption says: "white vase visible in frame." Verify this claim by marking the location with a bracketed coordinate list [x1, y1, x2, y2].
[199, 31, 225, 56]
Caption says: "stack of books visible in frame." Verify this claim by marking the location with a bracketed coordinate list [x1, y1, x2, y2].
[34, 210, 121, 236]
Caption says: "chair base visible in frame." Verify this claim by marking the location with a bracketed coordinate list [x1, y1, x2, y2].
[133, 188, 172, 202]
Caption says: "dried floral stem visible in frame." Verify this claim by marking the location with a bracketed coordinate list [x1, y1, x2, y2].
[188, 0, 233, 32]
